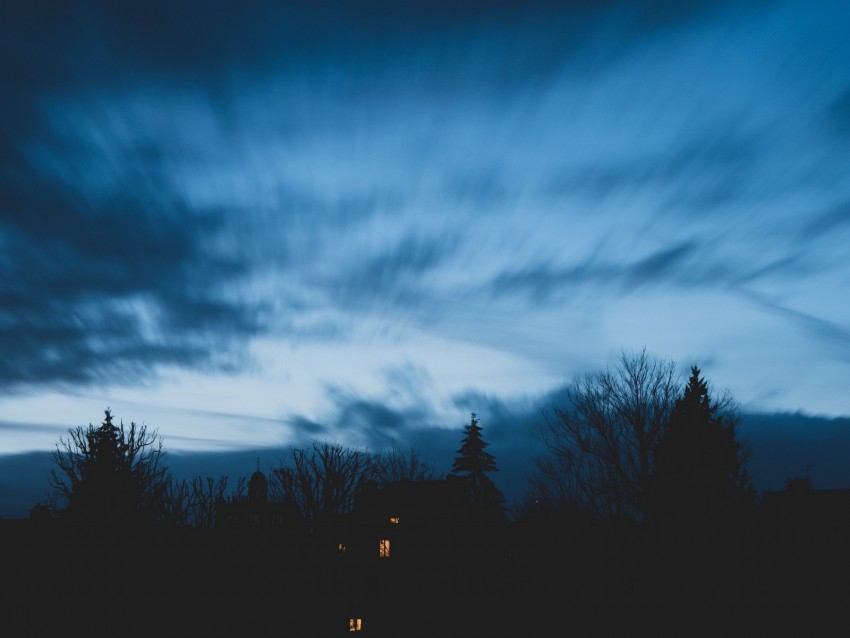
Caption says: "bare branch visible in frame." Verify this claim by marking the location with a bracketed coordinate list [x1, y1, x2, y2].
[532, 349, 680, 519]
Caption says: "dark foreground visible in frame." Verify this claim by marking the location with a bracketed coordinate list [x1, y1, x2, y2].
[3, 515, 848, 637]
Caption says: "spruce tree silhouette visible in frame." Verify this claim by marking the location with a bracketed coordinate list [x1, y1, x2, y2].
[49, 408, 170, 526]
[449, 412, 505, 513]
[648, 367, 754, 524]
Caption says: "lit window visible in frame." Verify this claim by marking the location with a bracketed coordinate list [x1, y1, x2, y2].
[349, 618, 362, 632]
[338, 543, 347, 555]
[379, 538, 391, 558]
[389, 516, 399, 524]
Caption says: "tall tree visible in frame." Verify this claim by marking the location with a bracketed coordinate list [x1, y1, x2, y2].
[450, 413, 505, 512]
[647, 366, 754, 523]
[532, 350, 679, 519]
[49, 408, 171, 525]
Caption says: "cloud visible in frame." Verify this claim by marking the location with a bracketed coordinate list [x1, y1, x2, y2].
[739, 291, 850, 363]
[487, 241, 699, 304]
[296, 382, 435, 450]
[288, 415, 329, 438]
[801, 201, 850, 239]
[318, 235, 456, 314]
[0, 178, 263, 387]
[2, 0, 849, 425]
[545, 128, 760, 208]
[0, 420, 67, 436]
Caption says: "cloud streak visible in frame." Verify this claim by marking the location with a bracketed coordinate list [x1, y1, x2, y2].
[1, 0, 849, 433]
[0, 170, 263, 387]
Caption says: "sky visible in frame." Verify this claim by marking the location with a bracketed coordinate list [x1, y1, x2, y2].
[2, 1, 850, 512]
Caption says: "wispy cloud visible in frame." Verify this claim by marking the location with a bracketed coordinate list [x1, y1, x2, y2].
[0, 181, 263, 387]
[801, 201, 850, 239]
[0, 420, 67, 435]
[740, 291, 850, 364]
[487, 241, 706, 304]
[1, 0, 849, 427]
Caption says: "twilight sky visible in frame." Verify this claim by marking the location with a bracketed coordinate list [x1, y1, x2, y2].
[2, 0, 849, 484]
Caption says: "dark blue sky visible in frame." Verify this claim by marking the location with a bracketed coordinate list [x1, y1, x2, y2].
[1, 1, 849, 508]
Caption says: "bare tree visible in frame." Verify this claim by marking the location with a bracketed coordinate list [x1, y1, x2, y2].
[270, 442, 376, 529]
[163, 476, 235, 528]
[189, 476, 233, 529]
[533, 350, 679, 519]
[373, 440, 439, 485]
[163, 477, 192, 526]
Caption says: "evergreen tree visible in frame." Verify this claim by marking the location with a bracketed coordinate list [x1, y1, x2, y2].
[49, 408, 171, 525]
[450, 413, 505, 512]
[648, 367, 754, 523]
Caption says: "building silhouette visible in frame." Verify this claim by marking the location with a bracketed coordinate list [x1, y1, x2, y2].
[215, 465, 297, 530]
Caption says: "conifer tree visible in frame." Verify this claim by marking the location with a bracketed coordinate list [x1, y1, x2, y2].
[49, 408, 170, 525]
[450, 413, 505, 512]
[648, 367, 754, 523]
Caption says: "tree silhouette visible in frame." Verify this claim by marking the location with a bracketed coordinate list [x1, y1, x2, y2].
[533, 350, 679, 519]
[163, 475, 237, 528]
[450, 412, 505, 512]
[647, 366, 754, 523]
[373, 440, 438, 485]
[269, 442, 376, 531]
[49, 408, 171, 526]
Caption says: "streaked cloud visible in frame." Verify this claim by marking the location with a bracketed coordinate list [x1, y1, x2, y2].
[1, 0, 849, 470]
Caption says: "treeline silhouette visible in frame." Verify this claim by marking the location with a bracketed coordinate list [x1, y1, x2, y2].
[3, 350, 849, 636]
